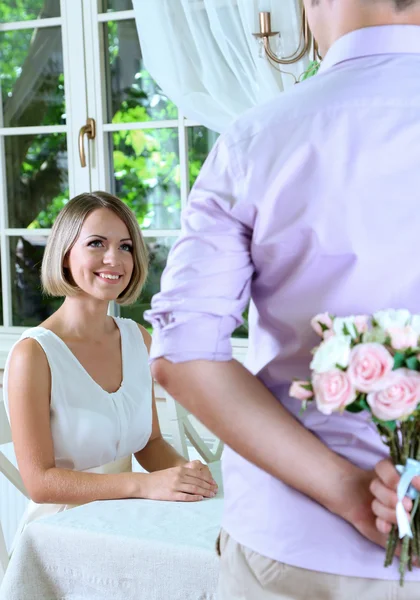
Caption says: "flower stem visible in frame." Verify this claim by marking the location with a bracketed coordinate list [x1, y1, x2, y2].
[399, 535, 410, 587]
[385, 525, 398, 567]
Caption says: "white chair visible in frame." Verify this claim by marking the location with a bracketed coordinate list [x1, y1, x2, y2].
[163, 388, 223, 464]
[0, 400, 29, 585]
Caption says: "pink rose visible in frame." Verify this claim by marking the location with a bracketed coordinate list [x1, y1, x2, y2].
[313, 370, 356, 415]
[367, 369, 420, 421]
[311, 313, 333, 339]
[354, 315, 369, 334]
[347, 343, 394, 393]
[289, 381, 313, 401]
[388, 326, 419, 351]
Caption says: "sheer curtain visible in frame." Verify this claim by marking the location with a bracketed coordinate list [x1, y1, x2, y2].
[132, 0, 308, 132]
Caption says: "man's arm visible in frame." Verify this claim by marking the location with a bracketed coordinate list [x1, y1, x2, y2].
[152, 358, 369, 518]
[146, 133, 387, 548]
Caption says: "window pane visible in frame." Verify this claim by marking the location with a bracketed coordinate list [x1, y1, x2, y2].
[234, 306, 249, 339]
[10, 235, 62, 326]
[100, 0, 133, 11]
[104, 20, 177, 123]
[0, 1, 60, 22]
[0, 248, 3, 326]
[6, 134, 68, 229]
[0, 27, 65, 128]
[187, 126, 219, 190]
[110, 129, 181, 230]
[120, 237, 175, 326]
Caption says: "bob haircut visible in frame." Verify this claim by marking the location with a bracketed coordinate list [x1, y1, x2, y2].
[41, 191, 148, 306]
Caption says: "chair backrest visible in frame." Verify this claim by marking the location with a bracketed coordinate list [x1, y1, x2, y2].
[0, 399, 29, 583]
[162, 389, 223, 464]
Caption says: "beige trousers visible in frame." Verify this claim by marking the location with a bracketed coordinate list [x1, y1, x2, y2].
[217, 530, 420, 600]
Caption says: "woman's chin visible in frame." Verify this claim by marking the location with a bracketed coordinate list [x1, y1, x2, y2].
[76, 287, 123, 303]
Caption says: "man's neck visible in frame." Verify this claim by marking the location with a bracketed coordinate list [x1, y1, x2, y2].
[327, 4, 420, 52]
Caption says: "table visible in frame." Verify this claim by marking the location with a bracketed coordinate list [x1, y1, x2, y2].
[0, 463, 223, 600]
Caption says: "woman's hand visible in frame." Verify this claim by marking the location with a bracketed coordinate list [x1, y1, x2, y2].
[370, 459, 414, 535]
[137, 459, 218, 502]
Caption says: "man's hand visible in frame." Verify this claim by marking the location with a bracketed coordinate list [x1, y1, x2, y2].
[337, 468, 392, 549]
[370, 459, 415, 534]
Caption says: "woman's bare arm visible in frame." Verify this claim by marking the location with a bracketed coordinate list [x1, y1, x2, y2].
[7, 339, 147, 504]
[133, 325, 210, 473]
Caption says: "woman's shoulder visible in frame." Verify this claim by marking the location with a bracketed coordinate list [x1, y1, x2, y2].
[136, 323, 151, 353]
[7, 335, 50, 379]
[115, 317, 151, 353]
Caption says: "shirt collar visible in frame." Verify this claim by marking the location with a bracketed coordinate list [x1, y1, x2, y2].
[318, 25, 420, 74]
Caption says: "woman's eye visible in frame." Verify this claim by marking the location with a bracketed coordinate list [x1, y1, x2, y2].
[121, 243, 133, 252]
[88, 240, 103, 248]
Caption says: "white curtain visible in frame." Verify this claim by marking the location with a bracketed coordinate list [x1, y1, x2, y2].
[132, 0, 308, 133]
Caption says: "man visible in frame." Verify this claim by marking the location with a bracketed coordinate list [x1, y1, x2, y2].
[144, 1, 420, 597]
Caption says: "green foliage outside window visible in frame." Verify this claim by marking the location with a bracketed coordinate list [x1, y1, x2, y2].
[1, 6, 248, 336]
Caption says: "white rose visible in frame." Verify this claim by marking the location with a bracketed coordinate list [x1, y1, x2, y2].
[374, 309, 411, 331]
[411, 315, 420, 335]
[333, 317, 358, 339]
[362, 328, 387, 344]
[310, 335, 352, 373]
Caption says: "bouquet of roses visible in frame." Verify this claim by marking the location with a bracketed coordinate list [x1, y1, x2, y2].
[289, 309, 420, 586]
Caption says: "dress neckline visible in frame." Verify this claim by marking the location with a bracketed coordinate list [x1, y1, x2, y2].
[36, 317, 125, 396]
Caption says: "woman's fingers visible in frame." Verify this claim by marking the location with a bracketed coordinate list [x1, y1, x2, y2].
[178, 482, 216, 498]
[174, 492, 204, 502]
[180, 473, 218, 497]
[184, 461, 218, 488]
[182, 473, 215, 491]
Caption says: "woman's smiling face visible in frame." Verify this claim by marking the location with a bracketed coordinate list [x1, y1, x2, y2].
[65, 207, 134, 302]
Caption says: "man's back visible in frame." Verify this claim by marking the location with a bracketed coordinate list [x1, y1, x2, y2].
[147, 24, 420, 583]
[228, 26, 420, 390]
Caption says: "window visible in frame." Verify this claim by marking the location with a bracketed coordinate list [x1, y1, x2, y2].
[0, 0, 248, 351]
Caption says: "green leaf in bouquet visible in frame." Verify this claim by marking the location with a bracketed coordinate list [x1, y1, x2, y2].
[346, 394, 369, 413]
[393, 353, 406, 370]
[405, 356, 420, 371]
[359, 396, 369, 411]
[335, 363, 346, 371]
[301, 383, 313, 392]
[299, 400, 308, 416]
[346, 403, 365, 413]
[372, 417, 397, 432]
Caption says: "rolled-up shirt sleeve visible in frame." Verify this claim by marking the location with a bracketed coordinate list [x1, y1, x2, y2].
[144, 133, 254, 363]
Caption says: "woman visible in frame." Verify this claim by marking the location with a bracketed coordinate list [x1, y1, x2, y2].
[3, 191, 217, 541]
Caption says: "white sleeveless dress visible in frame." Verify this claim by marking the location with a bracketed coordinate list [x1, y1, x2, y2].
[2, 316, 153, 544]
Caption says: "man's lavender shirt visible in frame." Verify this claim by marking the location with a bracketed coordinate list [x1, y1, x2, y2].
[145, 26, 420, 579]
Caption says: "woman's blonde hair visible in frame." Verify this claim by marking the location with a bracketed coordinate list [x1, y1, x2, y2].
[41, 191, 148, 305]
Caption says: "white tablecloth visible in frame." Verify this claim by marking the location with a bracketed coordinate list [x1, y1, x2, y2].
[0, 463, 223, 600]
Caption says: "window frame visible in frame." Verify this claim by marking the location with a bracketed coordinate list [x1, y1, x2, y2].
[0, 0, 249, 366]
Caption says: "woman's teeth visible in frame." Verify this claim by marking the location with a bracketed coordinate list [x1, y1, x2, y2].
[98, 274, 120, 280]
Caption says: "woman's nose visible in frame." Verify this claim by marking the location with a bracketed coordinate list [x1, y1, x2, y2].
[103, 246, 121, 265]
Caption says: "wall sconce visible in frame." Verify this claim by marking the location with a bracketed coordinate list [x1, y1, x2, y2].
[253, 7, 312, 65]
